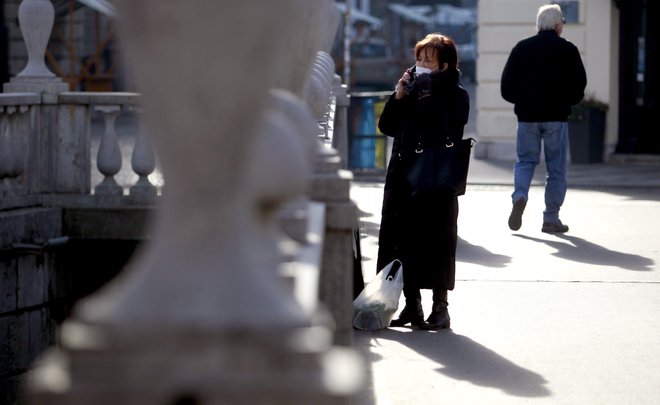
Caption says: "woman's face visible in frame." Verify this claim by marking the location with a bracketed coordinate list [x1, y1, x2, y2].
[415, 47, 440, 71]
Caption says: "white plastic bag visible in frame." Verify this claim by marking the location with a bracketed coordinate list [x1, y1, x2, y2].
[353, 259, 404, 330]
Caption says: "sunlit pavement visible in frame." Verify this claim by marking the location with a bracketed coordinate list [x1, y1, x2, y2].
[350, 169, 660, 404]
[97, 113, 660, 403]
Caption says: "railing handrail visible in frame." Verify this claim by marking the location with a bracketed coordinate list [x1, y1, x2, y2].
[58, 91, 141, 106]
[0, 93, 41, 106]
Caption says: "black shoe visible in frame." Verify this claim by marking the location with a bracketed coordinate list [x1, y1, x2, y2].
[542, 220, 569, 233]
[390, 304, 424, 327]
[508, 198, 527, 231]
[420, 289, 450, 330]
[420, 308, 450, 330]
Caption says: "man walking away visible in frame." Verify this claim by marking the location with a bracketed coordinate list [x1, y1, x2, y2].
[501, 4, 587, 233]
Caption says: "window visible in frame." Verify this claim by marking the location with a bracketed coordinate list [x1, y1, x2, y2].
[553, 1, 579, 24]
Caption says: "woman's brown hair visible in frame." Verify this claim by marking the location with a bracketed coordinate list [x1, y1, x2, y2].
[414, 33, 459, 71]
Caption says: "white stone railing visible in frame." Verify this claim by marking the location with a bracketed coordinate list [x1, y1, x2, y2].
[0, 91, 160, 210]
[2, 0, 363, 403]
[0, 53, 349, 329]
[59, 92, 160, 202]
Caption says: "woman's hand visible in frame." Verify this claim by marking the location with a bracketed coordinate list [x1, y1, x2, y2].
[394, 69, 413, 99]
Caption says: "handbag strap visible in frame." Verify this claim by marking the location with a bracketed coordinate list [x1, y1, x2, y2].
[415, 134, 454, 154]
[386, 259, 402, 280]
[415, 136, 477, 154]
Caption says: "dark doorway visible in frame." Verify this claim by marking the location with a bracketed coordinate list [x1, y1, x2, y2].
[616, 0, 659, 154]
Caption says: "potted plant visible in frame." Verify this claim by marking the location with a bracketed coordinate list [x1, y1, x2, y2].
[568, 93, 609, 164]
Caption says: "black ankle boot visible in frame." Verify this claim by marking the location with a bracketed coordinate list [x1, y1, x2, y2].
[390, 289, 423, 327]
[421, 289, 450, 330]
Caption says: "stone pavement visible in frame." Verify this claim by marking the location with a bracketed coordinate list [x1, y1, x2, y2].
[350, 158, 660, 404]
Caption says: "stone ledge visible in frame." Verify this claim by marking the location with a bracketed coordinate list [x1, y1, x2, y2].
[309, 170, 353, 202]
[62, 207, 154, 240]
[0, 208, 63, 250]
[324, 201, 358, 230]
[0, 92, 41, 106]
[58, 92, 141, 106]
[608, 154, 660, 165]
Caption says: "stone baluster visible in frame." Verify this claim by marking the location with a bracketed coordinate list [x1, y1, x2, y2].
[269, 0, 338, 100]
[28, 1, 362, 403]
[314, 52, 338, 139]
[318, 0, 341, 54]
[129, 108, 158, 199]
[314, 55, 334, 90]
[269, 2, 357, 345]
[0, 108, 18, 194]
[302, 37, 359, 346]
[270, 89, 318, 269]
[3, 0, 68, 102]
[317, 51, 337, 84]
[0, 103, 31, 198]
[94, 105, 123, 196]
[15, 0, 54, 78]
[307, 64, 332, 125]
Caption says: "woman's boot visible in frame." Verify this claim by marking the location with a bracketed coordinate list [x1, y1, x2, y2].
[390, 287, 424, 327]
[422, 289, 450, 330]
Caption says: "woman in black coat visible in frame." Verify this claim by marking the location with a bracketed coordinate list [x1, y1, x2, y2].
[376, 33, 469, 329]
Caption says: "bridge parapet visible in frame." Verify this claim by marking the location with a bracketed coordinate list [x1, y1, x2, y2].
[0, 0, 363, 403]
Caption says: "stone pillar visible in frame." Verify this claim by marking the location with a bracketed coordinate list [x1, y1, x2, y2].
[332, 76, 351, 169]
[2, 0, 90, 196]
[311, 150, 358, 346]
[27, 1, 362, 403]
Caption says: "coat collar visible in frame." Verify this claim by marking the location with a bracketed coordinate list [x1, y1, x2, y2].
[430, 68, 460, 87]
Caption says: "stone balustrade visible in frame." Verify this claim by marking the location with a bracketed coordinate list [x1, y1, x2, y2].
[1, 0, 362, 403]
[58, 92, 160, 203]
[0, 91, 160, 210]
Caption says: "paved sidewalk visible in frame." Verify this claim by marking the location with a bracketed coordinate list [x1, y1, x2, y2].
[467, 156, 660, 189]
[357, 155, 660, 189]
[350, 161, 660, 404]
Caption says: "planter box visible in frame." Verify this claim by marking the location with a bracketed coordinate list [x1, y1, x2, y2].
[568, 107, 606, 164]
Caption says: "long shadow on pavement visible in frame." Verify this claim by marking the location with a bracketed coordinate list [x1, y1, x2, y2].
[457, 237, 512, 268]
[355, 328, 551, 398]
[357, 218, 513, 269]
[513, 234, 654, 271]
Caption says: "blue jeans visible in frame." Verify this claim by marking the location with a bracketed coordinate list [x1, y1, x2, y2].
[512, 122, 568, 223]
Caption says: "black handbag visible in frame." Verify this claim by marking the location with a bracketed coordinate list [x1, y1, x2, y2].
[406, 137, 476, 196]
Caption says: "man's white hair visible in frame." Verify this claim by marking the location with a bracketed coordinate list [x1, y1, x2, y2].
[537, 4, 564, 31]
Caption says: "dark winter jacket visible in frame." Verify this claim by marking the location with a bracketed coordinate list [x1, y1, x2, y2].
[501, 30, 587, 122]
[376, 69, 469, 290]
[379, 69, 469, 154]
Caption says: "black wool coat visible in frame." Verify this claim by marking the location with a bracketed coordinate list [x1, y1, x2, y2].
[376, 69, 469, 290]
[501, 30, 586, 122]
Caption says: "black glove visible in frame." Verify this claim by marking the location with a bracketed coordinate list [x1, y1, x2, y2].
[414, 73, 432, 99]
